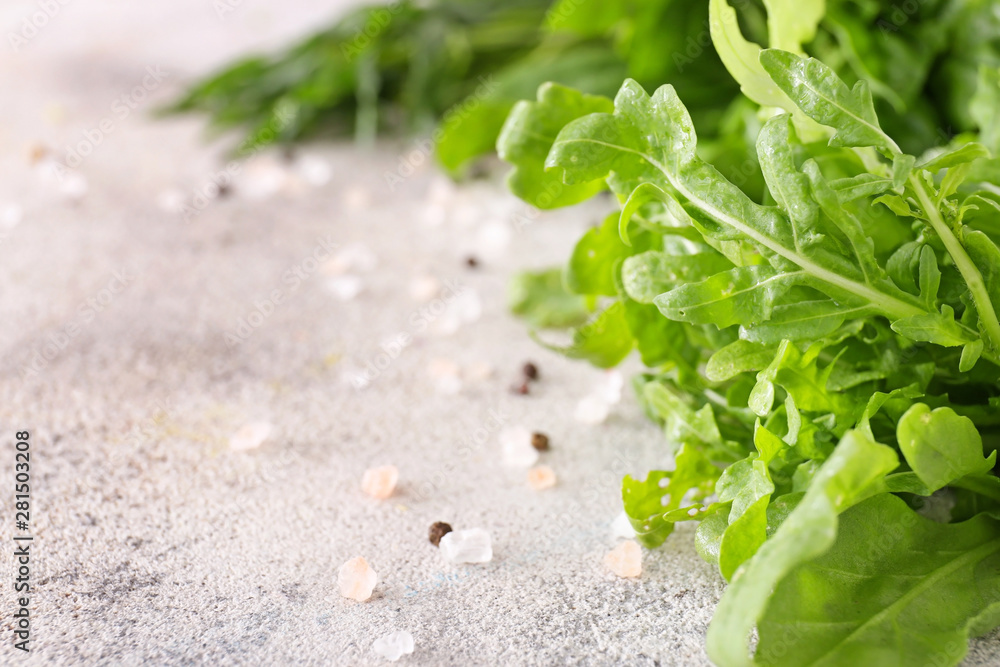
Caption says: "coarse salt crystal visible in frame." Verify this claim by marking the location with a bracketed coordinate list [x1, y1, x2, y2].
[464, 361, 494, 382]
[597, 370, 624, 404]
[59, 171, 88, 200]
[439, 528, 492, 563]
[343, 185, 372, 210]
[325, 275, 363, 300]
[426, 177, 457, 206]
[296, 154, 332, 186]
[410, 274, 441, 302]
[500, 426, 539, 467]
[337, 556, 378, 601]
[527, 465, 557, 490]
[362, 465, 399, 499]
[0, 204, 22, 229]
[241, 157, 287, 199]
[574, 394, 611, 425]
[373, 630, 415, 661]
[155, 189, 186, 214]
[475, 219, 511, 258]
[604, 540, 642, 578]
[229, 421, 272, 451]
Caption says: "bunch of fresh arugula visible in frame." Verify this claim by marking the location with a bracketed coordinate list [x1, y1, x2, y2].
[500, 1, 1000, 665]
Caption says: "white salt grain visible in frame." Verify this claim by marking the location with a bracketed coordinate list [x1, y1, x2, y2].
[343, 185, 372, 210]
[0, 204, 22, 229]
[439, 528, 492, 563]
[155, 189, 186, 214]
[500, 426, 539, 467]
[409, 274, 441, 302]
[426, 176, 457, 206]
[574, 394, 611, 425]
[325, 275, 363, 300]
[295, 155, 332, 186]
[241, 157, 287, 199]
[598, 370, 624, 404]
[463, 361, 494, 382]
[337, 556, 378, 601]
[373, 630, 415, 661]
[59, 171, 88, 200]
[475, 219, 511, 258]
[229, 421, 272, 451]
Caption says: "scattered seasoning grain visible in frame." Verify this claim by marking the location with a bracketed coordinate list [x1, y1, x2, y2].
[531, 432, 550, 451]
[216, 182, 232, 198]
[466, 256, 479, 268]
[511, 382, 530, 395]
[522, 362, 539, 381]
[428, 521, 453, 547]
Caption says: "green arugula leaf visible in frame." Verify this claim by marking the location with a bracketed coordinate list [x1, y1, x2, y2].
[707, 429, 899, 667]
[706, 340, 779, 382]
[714, 422, 785, 579]
[756, 493, 1000, 667]
[897, 403, 996, 493]
[533, 300, 633, 368]
[622, 443, 720, 548]
[497, 83, 613, 209]
[655, 265, 803, 329]
[566, 213, 639, 296]
[507, 267, 589, 328]
[621, 249, 732, 304]
[758, 49, 899, 154]
[971, 66, 1000, 154]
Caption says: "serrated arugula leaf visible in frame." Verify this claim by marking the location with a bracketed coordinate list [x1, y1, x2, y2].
[714, 422, 785, 580]
[756, 494, 1000, 667]
[622, 443, 720, 548]
[829, 173, 895, 203]
[897, 404, 996, 493]
[655, 265, 803, 329]
[507, 267, 589, 328]
[740, 300, 871, 344]
[891, 305, 978, 347]
[706, 340, 779, 382]
[622, 297, 691, 368]
[707, 430, 899, 667]
[534, 300, 633, 368]
[565, 213, 638, 296]
[917, 142, 990, 173]
[759, 49, 898, 154]
[497, 83, 613, 209]
[621, 249, 732, 304]
[750, 341, 853, 424]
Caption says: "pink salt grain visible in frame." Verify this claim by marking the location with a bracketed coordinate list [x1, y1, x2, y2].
[338, 557, 378, 601]
[604, 540, 642, 578]
[362, 466, 399, 499]
[527, 465, 557, 490]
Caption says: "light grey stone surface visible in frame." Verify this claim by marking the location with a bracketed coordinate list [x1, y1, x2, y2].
[0, 2, 997, 665]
